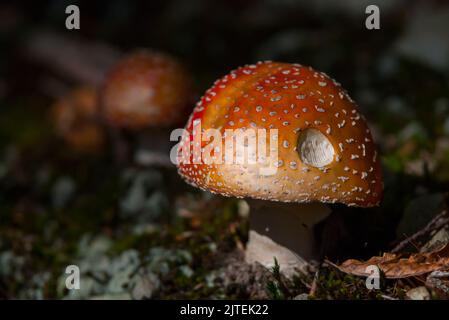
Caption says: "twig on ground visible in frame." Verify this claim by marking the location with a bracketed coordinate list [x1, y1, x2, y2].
[308, 269, 319, 297]
[392, 210, 449, 253]
[380, 294, 398, 300]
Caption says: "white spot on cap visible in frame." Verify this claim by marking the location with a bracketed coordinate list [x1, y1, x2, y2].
[298, 128, 335, 168]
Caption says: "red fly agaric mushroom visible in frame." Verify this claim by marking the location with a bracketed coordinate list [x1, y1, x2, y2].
[100, 49, 192, 129]
[52, 86, 104, 153]
[176, 61, 383, 275]
[100, 50, 193, 165]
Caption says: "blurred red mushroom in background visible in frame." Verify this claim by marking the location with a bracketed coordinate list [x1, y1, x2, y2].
[100, 50, 193, 166]
[52, 86, 104, 153]
[177, 61, 383, 276]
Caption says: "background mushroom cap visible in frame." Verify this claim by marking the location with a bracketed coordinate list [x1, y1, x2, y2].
[52, 86, 104, 152]
[100, 50, 192, 130]
[177, 61, 383, 207]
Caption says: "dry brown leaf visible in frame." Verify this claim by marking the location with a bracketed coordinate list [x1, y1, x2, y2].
[329, 243, 449, 279]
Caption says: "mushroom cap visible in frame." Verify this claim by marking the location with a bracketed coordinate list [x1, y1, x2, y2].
[52, 86, 104, 152]
[100, 50, 192, 129]
[177, 61, 383, 207]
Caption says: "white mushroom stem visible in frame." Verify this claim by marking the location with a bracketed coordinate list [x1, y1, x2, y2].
[245, 200, 331, 276]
